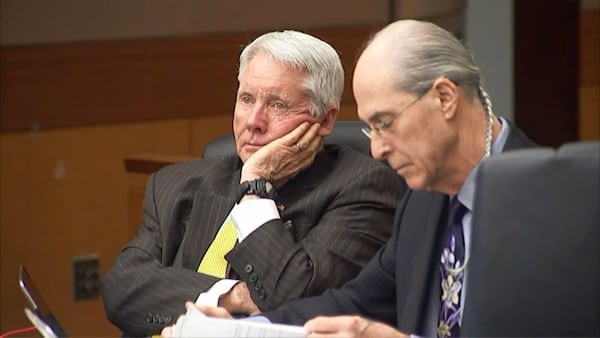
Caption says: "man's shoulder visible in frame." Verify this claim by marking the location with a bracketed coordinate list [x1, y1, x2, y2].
[504, 119, 537, 150]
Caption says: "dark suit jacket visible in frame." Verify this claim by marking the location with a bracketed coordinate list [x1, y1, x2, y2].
[100, 144, 405, 336]
[264, 122, 536, 335]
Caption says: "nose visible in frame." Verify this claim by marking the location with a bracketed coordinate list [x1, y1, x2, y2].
[369, 134, 389, 160]
[245, 103, 268, 133]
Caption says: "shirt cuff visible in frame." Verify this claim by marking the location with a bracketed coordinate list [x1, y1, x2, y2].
[230, 199, 280, 242]
[195, 279, 239, 307]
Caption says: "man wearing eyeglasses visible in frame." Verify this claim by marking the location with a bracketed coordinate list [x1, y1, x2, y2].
[163, 19, 536, 338]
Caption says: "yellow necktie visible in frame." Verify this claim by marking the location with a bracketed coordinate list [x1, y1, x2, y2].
[197, 218, 238, 278]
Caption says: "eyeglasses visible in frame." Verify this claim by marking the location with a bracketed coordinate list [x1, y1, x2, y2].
[361, 93, 425, 139]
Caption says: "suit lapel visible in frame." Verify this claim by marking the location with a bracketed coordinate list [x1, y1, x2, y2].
[397, 191, 448, 333]
[275, 148, 333, 217]
[181, 161, 241, 269]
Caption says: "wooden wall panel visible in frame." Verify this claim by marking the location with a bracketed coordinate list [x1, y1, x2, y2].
[514, 0, 579, 147]
[0, 25, 379, 133]
[580, 9, 599, 85]
[579, 9, 600, 141]
[580, 85, 600, 140]
[0, 0, 389, 46]
[0, 119, 192, 335]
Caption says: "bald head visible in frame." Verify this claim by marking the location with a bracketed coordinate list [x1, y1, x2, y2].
[354, 20, 482, 100]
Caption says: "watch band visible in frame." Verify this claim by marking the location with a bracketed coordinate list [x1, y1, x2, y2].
[237, 178, 276, 202]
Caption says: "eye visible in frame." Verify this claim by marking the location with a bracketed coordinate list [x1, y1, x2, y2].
[378, 121, 392, 130]
[268, 101, 288, 114]
[238, 95, 254, 107]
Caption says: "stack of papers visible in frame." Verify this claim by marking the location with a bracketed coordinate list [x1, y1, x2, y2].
[172, 306, 306, 337]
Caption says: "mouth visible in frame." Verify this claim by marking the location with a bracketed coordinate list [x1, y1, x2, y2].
[243, 142, 264, 151]
[393, 163, 410, 173]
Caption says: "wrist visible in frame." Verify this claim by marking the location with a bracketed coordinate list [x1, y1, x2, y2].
[239, 194, 261, 202]
[237, 178, 276, 203]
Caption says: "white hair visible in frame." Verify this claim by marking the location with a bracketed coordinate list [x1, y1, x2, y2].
[238, 30, 344, 118]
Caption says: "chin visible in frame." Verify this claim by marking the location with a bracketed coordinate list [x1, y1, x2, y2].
[238, 152, 250, 162]
[405, 175, 429, 191]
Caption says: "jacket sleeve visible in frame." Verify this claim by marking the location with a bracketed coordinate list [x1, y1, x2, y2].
[263, 192, 407, 326]
[100, 172, 222, 337]
[227, 162, 405, 311]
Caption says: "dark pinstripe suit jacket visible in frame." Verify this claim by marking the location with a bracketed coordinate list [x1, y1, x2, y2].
[263, 122, 536, 336]
[100, 144, 406, 336]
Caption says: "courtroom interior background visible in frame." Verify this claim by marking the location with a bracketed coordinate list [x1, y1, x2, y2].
[1, 0, 598, 336]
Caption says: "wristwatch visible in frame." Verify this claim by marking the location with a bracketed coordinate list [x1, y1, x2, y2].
[237, 178, 276, 202]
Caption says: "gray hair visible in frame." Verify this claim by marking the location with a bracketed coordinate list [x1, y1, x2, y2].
[371, 20, 493, 116]
[238, 30, 344, 118]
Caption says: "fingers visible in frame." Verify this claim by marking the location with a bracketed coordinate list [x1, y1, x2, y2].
[306, 317, 410, 338]
[305, 316, 372, 338]
[241, 121, 322, 185]
[198, 305, 234, 318]
[160, 325, 174, 338]
[305, 316, 342, 333]
[285, 121, 312, 145]
[292, 122, 322, 154]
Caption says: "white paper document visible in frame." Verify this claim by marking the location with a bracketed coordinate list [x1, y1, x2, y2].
[172, 306, 306, 337]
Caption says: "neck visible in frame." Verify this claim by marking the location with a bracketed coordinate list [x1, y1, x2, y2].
[434, 105, 499, 195]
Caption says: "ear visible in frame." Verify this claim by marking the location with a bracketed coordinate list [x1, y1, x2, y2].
[318, 107, 338, 136]
[431, 78, 459, 120]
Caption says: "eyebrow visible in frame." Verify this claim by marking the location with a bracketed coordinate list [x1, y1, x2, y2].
[265, 93, 287, 103]
[236, 89, 288, 103]
[236, 90, 251, 98]
[366, 110, 395, 123]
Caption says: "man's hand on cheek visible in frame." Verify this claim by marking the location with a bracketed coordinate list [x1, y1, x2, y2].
[241, 122, 323, 186]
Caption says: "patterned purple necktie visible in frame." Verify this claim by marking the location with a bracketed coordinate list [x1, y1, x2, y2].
[438, 197, 468, 338]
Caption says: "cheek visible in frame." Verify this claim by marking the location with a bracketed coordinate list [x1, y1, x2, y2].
[270, 115, 313, 137]
[267, 121, 296, 139]
[393, 120, 437, 172]
[232, 115, 243, 137]
[233, 109, 247, 158]
[232, 105, 245, 131]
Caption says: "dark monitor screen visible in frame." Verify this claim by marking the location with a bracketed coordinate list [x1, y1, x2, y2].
[18, 265, 68, 338]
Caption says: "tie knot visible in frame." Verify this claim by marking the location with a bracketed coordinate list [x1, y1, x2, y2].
[449, 197, 467, 225]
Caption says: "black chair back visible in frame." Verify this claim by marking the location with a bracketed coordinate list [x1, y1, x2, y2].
[462, 141, 600, 337]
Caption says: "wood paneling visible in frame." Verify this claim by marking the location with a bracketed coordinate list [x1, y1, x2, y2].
[0, 25, 380, 133]
[514, 0, 580, 147]
[0, 119, 191, 335]
[580, 85, 600, 140]
[579, 9, 600, 141]
[580, 9, 599, 85]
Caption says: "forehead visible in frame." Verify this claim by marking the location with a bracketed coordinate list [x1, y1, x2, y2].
[353, 61, 399, 120]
